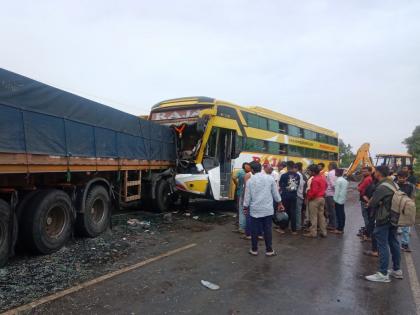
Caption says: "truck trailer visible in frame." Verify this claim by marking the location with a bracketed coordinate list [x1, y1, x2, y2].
[0, 69, 176, 266]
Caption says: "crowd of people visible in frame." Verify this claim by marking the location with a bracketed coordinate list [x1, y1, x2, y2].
[357, 165, 417, 283]
[233, 160, 349, 256]
[233, 160, 417, 284]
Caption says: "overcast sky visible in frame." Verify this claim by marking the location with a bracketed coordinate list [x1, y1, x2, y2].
[1, 0, 419, 155]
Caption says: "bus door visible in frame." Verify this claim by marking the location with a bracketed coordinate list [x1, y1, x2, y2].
[203, 127, 236, 200]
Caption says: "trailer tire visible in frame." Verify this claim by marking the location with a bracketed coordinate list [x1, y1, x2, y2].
[76, 185, 110, 237]
[21, 190, 73, 255]
[155, 179, 172, 212]
[0, 199, 11, 267]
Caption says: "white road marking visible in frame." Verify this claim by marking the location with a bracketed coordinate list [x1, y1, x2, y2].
[405, 250, 420, 315]
[1, 243, 197, 315]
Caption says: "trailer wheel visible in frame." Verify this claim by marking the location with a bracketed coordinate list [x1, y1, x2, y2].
[21, 190, 73, 254]
[155, 179, 172, 212]
[76, 185, 111, 237]
[0, 199, 11, 267]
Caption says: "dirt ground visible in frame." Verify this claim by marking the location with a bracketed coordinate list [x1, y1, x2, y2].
[0, 200, 236, 312]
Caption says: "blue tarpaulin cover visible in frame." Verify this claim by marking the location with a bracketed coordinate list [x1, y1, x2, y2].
[0, 68, 175, 161]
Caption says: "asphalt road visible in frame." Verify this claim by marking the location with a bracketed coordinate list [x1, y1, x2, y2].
[23, 187, 420, 315]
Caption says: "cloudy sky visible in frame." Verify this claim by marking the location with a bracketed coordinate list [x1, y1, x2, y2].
[1, 0, 419, 155]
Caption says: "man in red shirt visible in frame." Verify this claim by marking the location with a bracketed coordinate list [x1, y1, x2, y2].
[357, 167, 373, 231]
[304, 164, 328, 238]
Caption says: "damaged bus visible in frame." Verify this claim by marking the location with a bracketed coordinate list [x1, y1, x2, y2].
[150, 97, 339, 201]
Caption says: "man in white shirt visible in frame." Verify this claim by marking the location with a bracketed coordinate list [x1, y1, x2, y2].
[244, 161, 284, 256]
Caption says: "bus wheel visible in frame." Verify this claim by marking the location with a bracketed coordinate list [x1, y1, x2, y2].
[76, 185, 111, 237]
[0, 199, 11, 267]
[21, 190, 73, 254]
[155, 179, 172, 212]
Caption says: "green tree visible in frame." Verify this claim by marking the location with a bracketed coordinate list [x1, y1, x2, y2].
[403, 125, 420, 173]
[403, 125, 420, 157]
[339, 139, 355, 167]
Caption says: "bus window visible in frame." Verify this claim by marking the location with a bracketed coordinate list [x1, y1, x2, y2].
[318, 134, 328, 144]
[217, 106, 237, 119]
[289, 145, 304, 157]
[305, 148, 316, 158]
[244, 112, 259, 128]
[205, 128, 218, 158]
[245, 138, 264, 152]
[328, 152, 337, 161]
[328, 136, 338, 145]
[266, 141, 279, 154]
[320, 151, 329, 160]
[279, 144, 287, 155]
[268, 119, 278, 132]
[279, 122, 287, 134]
[288, 125, 302, 138]
[303, 129, 317, 141]
[258, 116, 268, 130]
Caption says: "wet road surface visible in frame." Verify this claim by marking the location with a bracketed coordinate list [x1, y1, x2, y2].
[22, 188, 420, 315]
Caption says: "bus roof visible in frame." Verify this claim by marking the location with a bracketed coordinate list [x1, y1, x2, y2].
[152, 96, 337, 137]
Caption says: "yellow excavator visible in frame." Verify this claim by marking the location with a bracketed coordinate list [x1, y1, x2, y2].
[345, 143, 374, 181]
[345, 143, 418, 187]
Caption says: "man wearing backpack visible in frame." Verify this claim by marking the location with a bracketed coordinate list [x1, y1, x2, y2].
[365, 166, 402, 283]
[396, 171, 416, 252]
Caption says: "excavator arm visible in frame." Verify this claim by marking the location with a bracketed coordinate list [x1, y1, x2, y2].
[345, 143, 374, 178]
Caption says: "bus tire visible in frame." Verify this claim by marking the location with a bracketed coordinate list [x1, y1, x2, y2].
[76, 185, 111, 237]
[21, 190, 73, 255]
[155, 179, 171, 212]
[0, 199, 11, 267]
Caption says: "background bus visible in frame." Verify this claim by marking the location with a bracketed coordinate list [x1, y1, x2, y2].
[150, 97, 339, 201]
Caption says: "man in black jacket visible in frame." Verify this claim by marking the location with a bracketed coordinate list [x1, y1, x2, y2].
[365, 166, 402, 283]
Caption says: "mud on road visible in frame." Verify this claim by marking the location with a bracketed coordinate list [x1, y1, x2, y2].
[0, 201, 236, 312]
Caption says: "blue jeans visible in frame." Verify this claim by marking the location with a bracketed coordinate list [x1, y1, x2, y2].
[401, 226, 410, 245]
[246, 212, 262, 237]
[360, 202, 369, 229]
[335, 203, 345, 231]
[296, 197, 304, 230]
[374, 223, 401, 274]
[250, 215, 273, 252]
[238, 195, 246, 230]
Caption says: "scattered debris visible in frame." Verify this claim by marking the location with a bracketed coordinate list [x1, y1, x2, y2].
[127, 218, 141, 226]
[126, 219, 151, 229]
[163, 213, 173, 223]
[201, 280, 220, 290]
